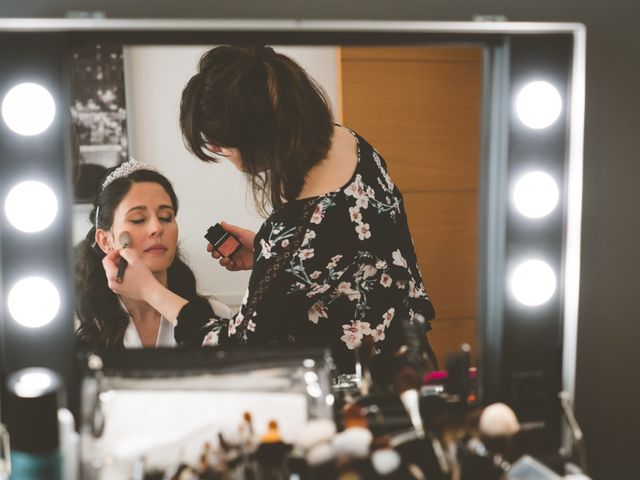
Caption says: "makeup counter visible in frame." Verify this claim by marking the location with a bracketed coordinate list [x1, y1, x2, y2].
[0, 320, 590, 480]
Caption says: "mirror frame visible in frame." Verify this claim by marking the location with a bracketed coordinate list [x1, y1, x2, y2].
[0, 18, 585, 449]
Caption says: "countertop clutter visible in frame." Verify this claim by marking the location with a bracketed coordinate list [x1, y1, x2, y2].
[2, 342, 589, 480]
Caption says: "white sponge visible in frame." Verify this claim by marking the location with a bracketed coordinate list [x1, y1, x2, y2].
[371, 448, 402, 476]
[479, 402, 520, 437]
[332, 427, 373, 459]
[296, 419, 337, 450]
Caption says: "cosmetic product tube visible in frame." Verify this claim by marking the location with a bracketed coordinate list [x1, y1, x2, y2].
[6, 368, 63, 480]
[58, 408, 79, 480]
[205, 223, 241, 258]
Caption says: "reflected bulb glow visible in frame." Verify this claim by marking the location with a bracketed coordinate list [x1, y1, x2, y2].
[14, 370, 53, 398]
[513, 171, 559, 218]
[2, 83, 56, 136]
[307, 383, 323, 398]
[8, 277, 60, 328]
[510, 260, 557, 306]
[5, 181, 58, 232]
[304, 371, 319, 384]
[515, 81, 562, 129]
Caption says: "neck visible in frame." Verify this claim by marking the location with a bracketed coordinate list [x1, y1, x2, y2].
[297, 125, 357, 200]
[119, 296, 159, 322]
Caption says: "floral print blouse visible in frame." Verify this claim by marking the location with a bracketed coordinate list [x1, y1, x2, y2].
[206, 128, 435, 372]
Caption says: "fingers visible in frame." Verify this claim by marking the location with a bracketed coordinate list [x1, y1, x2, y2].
[220, 257, 240, 271]
[220, 221, 255, 246]
[102, 249, 121, 273]
[118, 247, 138, 263]
[207, 242, 222, 259]
[219, 221, 244, 235]
[102, 250, 123, 291]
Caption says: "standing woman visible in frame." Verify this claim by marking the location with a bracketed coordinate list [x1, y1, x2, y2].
[176, 45, 437, 372]
[108, 46, 435, 370]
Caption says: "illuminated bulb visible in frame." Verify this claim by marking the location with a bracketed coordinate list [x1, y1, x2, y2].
[2, 82, 56, 136]
[307, 383, 323, 398]
[515, 81, 562, 129]
[513, 171, 559, 218]
[510, 260, 557, 306]
[13, 369, 54, 398]
[5, 181, 58, 232]
[8, 276, 60, 328]
[304, 371, 319, 384]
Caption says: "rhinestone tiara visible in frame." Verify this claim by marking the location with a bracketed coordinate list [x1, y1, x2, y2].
[101, 158, 160, 190]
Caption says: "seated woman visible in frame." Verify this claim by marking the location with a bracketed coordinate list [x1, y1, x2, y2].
[75, 159, 231, 348]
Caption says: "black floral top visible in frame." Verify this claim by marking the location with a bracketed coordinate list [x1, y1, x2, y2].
[220, 128, 435, 371]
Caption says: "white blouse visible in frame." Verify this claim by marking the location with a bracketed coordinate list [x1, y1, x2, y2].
[121, 298, 233, 348]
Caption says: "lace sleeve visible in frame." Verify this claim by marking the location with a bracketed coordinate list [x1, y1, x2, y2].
[175, 298, 229, 347]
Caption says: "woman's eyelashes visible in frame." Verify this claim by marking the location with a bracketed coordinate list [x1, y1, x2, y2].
[128, 215, 174, 225]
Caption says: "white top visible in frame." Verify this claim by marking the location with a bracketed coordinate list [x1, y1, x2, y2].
[121, 298, 233, 348]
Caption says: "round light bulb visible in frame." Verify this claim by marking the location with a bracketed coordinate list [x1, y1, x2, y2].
[13, 370, 54, 398]
[8, 276, 60, 328]
[513, 171, 559, 219]
[5, 181, 58, 233]
[2, 82, 56, 136]
[510, 260, 557, 306]
[515, 81, 562, 129]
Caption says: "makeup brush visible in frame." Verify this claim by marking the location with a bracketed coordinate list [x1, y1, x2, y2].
[255, 420, 292, 478]
[478, 402, 520, 471]
[115, 231, 132, 283]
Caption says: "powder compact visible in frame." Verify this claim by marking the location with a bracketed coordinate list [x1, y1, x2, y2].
[205, 223, 241, 258]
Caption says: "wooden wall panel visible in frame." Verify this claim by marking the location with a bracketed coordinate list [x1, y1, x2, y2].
[341, 49, 483, 192]
[403, 191, 478, 321]
[427, 317, 477, 363]
[341, 46, 483, 361]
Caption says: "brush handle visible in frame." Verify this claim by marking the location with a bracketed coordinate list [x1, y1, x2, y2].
[115, 258, 128, 283]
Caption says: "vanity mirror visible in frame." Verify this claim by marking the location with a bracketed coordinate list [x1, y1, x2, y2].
[0, 20, 585, 451]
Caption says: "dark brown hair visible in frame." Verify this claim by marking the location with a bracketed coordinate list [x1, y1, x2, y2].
[75, 168, 213, 348]
[180, 45, 334, 214]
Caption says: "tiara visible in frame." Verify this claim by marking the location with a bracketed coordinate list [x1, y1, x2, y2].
[101, 158, 159, 191]
[93, 158, 161, 241]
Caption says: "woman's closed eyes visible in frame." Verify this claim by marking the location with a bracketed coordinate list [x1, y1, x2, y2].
[129, 215, 174, 225]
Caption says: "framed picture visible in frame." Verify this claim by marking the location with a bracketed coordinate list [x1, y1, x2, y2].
[70, 44, 129, 203]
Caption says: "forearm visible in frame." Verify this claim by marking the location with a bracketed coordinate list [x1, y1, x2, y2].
[145, 282, 189, 325]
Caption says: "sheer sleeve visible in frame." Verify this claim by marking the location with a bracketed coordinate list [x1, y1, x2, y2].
[174, 297, 234, 347]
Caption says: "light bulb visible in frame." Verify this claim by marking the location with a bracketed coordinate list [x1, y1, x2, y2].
[510, 259, 557, 306]
[5, 181, 58, 232]
[513, 171, 559, 218]
[13, 370, 54, 398]
[2, 82, 56, 136]
[515, 81, 562, 129]
[8, 276, 60, 328]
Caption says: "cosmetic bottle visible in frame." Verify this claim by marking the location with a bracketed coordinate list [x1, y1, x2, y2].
[6, 368, 63, 480]
[205, 223, 241, 258]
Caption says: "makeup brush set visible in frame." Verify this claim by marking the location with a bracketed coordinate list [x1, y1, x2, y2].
[294, 313, 591, 480]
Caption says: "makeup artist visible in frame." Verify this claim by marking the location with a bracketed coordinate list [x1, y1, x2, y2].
[178, 45, 437, 372]
[75, 161, 232, 348]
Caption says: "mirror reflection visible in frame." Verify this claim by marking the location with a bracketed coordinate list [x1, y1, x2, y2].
[71, 44, 483, 367]
[79, 348, 334, 479]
